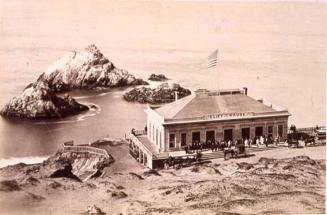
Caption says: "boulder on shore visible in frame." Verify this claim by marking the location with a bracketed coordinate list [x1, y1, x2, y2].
[0, 82, 88, 119]
[123, 83, 191, 104]
[148, 73, 169, 81]
[36, 44, 148, 92]
[85, 205, 106, 214]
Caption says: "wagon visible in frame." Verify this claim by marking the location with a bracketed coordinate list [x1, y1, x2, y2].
[224, 145, 247, 160]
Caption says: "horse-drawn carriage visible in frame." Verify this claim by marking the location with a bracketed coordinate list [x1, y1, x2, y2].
[224, 144, 247, 160]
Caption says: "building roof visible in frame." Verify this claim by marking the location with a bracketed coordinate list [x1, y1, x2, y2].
[154, 89, 289, 122]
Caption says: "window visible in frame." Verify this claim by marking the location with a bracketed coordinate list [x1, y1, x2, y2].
[152, 125, 155, 142]
[169, 133, 176, 148]
[278, 125, 283, 138]
[181, 133, 187, 146]
[159, 132, 162, 148]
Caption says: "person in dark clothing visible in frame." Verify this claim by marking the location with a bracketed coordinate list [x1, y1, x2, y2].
[217, 141, 221, 151]
[144, 125, 147, 133]
[208, 140, 214, 151]
[264, 136, 268, 147]
[184, 145, 188, 154]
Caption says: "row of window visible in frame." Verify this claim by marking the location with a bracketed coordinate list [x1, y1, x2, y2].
[168, 125, 284, 148]
[169, 133, 187, 148]
[149, 122, 162, 148]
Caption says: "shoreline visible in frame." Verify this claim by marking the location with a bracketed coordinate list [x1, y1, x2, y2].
[0, 156, 49, 169]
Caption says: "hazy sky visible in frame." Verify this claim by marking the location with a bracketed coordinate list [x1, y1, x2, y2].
[1, 1, 325, 45]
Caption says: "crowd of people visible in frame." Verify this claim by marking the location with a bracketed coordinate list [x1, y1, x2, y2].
[184, 135, 281, 154]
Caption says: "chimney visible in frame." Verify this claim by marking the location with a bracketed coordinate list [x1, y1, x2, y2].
[175, 91, 178, 101]
[243, 87, 248, 95]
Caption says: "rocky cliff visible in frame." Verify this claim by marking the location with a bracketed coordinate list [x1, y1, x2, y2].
[0, 45, 149, 119]
[0, 82, 88, 119]
[36, 45, 148, 92]
[123, 83, 191, 104]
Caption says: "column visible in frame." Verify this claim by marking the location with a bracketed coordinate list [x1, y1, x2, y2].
[250, 127, 255, 140]
[216, 126, 223, 141]
[143, 153, 146, 166]
[234, 124, 241, 140]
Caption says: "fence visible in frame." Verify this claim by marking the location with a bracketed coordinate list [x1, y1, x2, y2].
[127, 132, 153, 157]
[133, 129, 146, 136]
[63, 145, 110, 158]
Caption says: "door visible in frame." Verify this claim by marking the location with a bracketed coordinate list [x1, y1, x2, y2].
[278, 125, 283, 138]
[242, 128, 250, 139]
[192, 131, 201, 143]
[224, 129, 233, 142]
[255, 126, 263, 137]
[267, 126, 273, 138]
[206, 130, 215, 142]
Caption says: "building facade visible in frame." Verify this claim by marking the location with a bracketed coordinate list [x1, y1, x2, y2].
[145, 88, 290, 153]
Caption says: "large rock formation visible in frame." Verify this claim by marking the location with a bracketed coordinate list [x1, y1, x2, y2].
[123, 83, 192, 104]
[0, 82, 88, 119]
[36, 45, 148, 92]
[0, 45, 149, 119]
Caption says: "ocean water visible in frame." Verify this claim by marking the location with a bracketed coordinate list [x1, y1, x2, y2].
[0, 1, 325, 162]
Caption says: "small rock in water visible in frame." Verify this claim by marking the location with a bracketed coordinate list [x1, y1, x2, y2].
[148, 73, 169, 81]
[123, 83, 191, 104]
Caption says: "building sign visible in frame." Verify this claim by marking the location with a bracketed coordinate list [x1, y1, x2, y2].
[204, 112, 254, 120]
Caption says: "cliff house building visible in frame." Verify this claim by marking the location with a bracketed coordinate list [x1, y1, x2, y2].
[127, 88, 290, 169]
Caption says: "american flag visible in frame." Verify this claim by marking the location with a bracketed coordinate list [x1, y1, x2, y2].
[207, 49, 218, 68]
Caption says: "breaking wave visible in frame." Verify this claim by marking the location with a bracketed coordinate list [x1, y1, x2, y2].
[0, 156, 49, 168]
[32, 103, 101, 125]
[74, 92, 109, 100]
